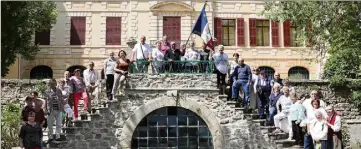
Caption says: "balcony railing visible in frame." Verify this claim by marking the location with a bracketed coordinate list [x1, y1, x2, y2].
[130, 60, 214, 74]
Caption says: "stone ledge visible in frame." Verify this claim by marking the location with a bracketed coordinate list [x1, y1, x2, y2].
[125, 88, 219, 91]
[346, 120, 361, 124]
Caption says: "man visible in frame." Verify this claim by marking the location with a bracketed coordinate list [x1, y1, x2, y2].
[166, 41, 181, 72]
[31, 91, 45, 110]
[199, 44, 211, 73]
[184, 41, 200, 72]
[271, 72, 283, 89]
[212, 45, 229, 95]
[44, 79, 64, 142]
[228, 53, 240, 100]
[326, 105, 342, 149]
[83, 62, 100, 108]
[268, 84, 282, 126]
[131, 35, 152, 73]
[273, 87, 293, 135]
[231, 58, 252, 107]
[254, 70, 272, 119]
[104, 52, 117, 100]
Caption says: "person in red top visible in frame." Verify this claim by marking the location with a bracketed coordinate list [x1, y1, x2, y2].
[112, 50, 130, 98]
[326, 105, 343, 149]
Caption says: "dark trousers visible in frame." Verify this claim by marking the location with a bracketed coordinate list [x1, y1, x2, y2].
[304, 134, 314, 149]
[216, 70, 226, 85]
[106, 74, 114, 100]
[291, 120, 304, 145]
[257, 92, 270, 119]
[227, 78, 234, 100]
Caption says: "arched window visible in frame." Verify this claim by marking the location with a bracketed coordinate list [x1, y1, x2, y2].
[132, 107, 213, 148]
[30, 65, 53, 79]
[259, 66, 275, 79]
[288, 66, 309, 80]
[66, 65, 87, 77]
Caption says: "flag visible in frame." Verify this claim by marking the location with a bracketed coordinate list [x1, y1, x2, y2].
[191, 5, 214, 50]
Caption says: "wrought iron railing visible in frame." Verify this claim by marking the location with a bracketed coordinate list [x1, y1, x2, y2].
[130, 60, 214, 74]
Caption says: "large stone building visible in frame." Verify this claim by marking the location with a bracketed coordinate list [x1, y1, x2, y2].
[4, 1, 320, 79]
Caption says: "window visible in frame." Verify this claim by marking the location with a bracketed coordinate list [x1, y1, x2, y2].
[256, 20, 270, 46]
[290, 24, 302, 47]
[132, 107, 213, 149]
[288, 67, 309, 80]
[259, 66, 275, 79]
[163, 17, 181, 46]
[221, 19, 235, 46]
[35, 30, 50, 45]
[30, 65, 53, 79]
[70, 17, 86, 45]
[66, 65, 87, 77]
[106, 17, 121, 45]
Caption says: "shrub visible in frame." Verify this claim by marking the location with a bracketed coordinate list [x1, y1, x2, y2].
[289, 73, 308, 80]
[1, 103, 22, 149]
[329, 75, 348, 88]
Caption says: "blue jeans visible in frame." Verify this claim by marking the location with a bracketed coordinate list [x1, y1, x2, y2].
[232, 80, 250, 105]
[304, 134, 314, 149]
[268, 106, 277, 125]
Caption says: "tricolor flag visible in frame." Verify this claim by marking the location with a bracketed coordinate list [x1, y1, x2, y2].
[191, 4, 214, 50]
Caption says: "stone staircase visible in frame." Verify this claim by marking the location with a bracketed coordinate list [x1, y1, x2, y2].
[218, 94, 303, 149]
[21, 95, 303, 149]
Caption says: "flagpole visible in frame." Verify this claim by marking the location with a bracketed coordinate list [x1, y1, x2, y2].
[184, 1, 208, 48]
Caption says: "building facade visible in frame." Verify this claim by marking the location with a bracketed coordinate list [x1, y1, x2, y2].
[7, 1, 321, 79]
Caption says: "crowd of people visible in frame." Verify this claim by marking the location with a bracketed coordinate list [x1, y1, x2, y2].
[18, 35, 343, 149]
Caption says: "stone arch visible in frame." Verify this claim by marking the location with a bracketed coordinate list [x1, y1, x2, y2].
[258, 66, 275, 79]
[30, 65, 53, 79]
[120, 98, 224, 149]
[66, 65, 87, 77]
[150, 2, 194, 12]
[288, 66, 310, 80]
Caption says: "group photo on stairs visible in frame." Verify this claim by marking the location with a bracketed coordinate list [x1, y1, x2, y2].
[2, 1, 361, 149]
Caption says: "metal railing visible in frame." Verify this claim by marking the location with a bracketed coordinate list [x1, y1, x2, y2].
[130, 60, 214, 74]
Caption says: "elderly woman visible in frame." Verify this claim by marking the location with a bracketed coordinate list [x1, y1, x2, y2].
[152, 41, 166, 74]
[310, 110, 328, 149]
[250, 67, 260, 110]
[212, 45, 229, 94]
[254, 70, 272, 119]
[273, 86, 293, 134]
[112, 50, 130, 98]
[326, 105, 342, 149]
[268, 84, 282, 126]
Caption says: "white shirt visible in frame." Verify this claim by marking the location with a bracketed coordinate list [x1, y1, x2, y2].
[212, 53, 229, 74]
[104, 58, 117, 75]
[132, 43, 152, 60]
[310, 119, 328, 140]
[328, 114, 341, 132]
[152, 48, 165, 68]
[306, 108, 328, 124]
[184, 49, 200, 61]
[277, 95, 293, 113]
[83, 68, 99, 86]
[302, 98, 327, 112]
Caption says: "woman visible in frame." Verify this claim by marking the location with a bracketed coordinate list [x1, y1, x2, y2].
[59, 80, 73, 127]
[289, 93, 306, 144]
[310, 110, 328, 149]
[112, 50, 130, 98]
[254, 70, 272, 119]
[70, 69, 88, 119]
[250, 67, 260, 110]
[152, 41, 166, 74]
[273, 86, 293, 134]
[228, 53, 240, 100]
[268, 84, 282, 126]
[19, 111, 43, 149]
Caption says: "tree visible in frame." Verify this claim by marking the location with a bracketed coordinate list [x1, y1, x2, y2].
[1, 1, 57, 77]
[262, 2, 361, 79]
[1, 103, 22, 149]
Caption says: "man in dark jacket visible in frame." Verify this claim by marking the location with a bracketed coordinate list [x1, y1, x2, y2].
[166, 41, 181, 72]
[231, 58, 252, 107]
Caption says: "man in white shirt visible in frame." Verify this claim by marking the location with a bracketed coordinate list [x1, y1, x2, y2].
[83, 62, 100, 108]
[131, 35, 152, 73]
[326, 105, 342, 149]
[184, 41, 200, 72]
[212, 45, 229, 95]
[104, 52, 117, 100]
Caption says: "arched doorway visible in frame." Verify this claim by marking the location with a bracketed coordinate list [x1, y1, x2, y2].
[131, 106, 213, 148]
[66, 65, 87, 77]
[30, 65, 53, 79]
[259, 66, 275, 79]
[288, 66, 309, 80]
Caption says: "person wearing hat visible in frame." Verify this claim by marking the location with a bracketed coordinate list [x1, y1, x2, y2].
[69, 69, 89, 119]
[254, 70, 272, 118]
[325, 105, 342, 149]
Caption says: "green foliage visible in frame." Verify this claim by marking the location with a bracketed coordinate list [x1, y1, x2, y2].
[351, 91, 361, 108]
[1, 1, 58, 77]
[329, 75, 348, 88]
[1, 103, 22, 149]
[262, 2, 361, 79]
[35, 81, 47, 98]
[288, 73, 307, 80]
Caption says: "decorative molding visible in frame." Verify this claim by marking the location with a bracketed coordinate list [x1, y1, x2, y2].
[214, 13, 243, 18]
[150, 2, 194, 12]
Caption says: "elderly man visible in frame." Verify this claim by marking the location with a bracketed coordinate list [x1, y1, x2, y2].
[104, 51, 117, 100]
[254, 70, 272, 119]
[326, 106, 342, 149]
[131, 35, 152, 73]
[271, 72, 283, 88]
[184, 41, 200, 72]
[231, 58, 252, 107]
[83, 62, 100, 108]
[166, 41, 181, 72]
[212, 45, 229, 94]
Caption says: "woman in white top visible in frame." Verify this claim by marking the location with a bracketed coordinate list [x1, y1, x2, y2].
[212, 45, 229, 95]
[310, 110, 328, 149]
[152, 41, 165, 74]
[273, 86, 293, 136]
[228, 53, 240, 100]
[184, 41, 200, 72]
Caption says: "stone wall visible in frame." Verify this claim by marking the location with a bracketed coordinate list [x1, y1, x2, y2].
[2, 75, 361, 149]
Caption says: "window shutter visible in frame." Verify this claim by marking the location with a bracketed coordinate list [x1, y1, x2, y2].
[106, 17, 121, 45]
[249, 18, 257, 46]
[271, 21, 279, 47]
[237, 18, 245, 46]
[70, 17, 86, 45]
[35, 30, 50, 45]
[214, 17, 222, 46]
[283, 20, 291, 47]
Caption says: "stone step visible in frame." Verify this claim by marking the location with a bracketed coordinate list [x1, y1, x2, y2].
[243, 113, 259, 119]
[226, 101, 237, 108]
[47, 140, 68, 148]
[71, 119, 91, 127]
[218, 95, 228, 101]
[282, 145, 303, 149]
[252, 119, 267, 126]
[259, 126, 277, 134]
[268, 132, 289, 140]
[275, 139, 296, 148]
